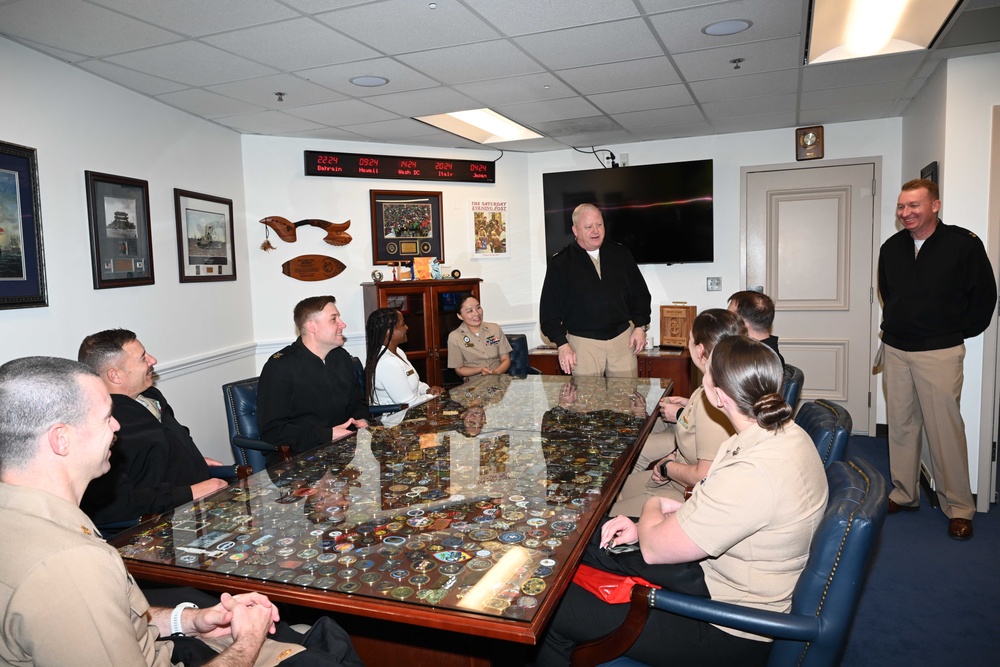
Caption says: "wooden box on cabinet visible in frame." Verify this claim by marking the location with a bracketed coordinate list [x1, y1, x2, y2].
[659, 304, 696, 348]
[362, 278, 482, 388]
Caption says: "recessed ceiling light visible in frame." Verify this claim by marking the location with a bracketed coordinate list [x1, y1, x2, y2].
[350, 75, 389, 87]
[415, 108, 542, 144]
[703, 19, 752, 36]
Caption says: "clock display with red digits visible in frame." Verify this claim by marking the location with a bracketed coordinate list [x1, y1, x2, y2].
[305, 151, 496, 183]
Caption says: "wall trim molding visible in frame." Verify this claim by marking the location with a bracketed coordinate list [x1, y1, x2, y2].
[153, 342, 257, 382]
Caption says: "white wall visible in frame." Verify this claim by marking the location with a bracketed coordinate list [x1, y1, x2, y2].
[0, 37, 255, 462]
[241, 135, 533, 365]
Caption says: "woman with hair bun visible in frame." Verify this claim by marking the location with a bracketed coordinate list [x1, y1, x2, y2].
[538, 336, 828, 667]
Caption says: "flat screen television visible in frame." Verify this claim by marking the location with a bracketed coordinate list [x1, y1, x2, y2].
[542, 159, 714, 264]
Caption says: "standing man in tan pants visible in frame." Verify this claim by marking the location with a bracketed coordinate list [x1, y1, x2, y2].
[878, 179, 996, 540]
[540, 204, 651, 377]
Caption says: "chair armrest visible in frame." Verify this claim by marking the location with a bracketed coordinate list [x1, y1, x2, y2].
[233, 435, 278, 452]
[650, 587, 820, 641]
[570, 584, 652, 667]
[208, 464, 239, 482]
[369, 403, 407, 415]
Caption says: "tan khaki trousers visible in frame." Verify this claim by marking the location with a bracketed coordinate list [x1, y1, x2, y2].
[567, 326, 638, 378]
[884, 343, 975, 519]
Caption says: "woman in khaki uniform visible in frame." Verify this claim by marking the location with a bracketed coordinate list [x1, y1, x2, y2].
[447, 294, 511, 377]
[612, 309, 745, 516]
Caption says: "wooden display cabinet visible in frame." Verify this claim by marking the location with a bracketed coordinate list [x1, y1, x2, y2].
[362, 278, 482, 388]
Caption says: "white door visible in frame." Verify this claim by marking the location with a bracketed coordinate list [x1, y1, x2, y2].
[745, 162, 879, 434]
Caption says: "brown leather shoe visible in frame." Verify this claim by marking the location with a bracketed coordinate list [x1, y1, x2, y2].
[948, 518, 974, 540]
[887, 499, 919, 514]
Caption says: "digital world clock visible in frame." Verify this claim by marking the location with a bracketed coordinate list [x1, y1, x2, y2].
[304, 150, 496, 183]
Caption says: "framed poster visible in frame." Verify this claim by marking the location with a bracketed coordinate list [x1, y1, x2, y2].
[0, 140, 47, 309]
[470, 200, 508, 257]
[85, 171, 154, 289]
[173, 189, 236, 283]
[370, 190, 444, 265]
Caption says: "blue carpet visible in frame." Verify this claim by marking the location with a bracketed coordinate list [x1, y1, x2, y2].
[841, 436, 1000, 666]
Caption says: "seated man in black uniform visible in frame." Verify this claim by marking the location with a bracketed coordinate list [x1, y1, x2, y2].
[728, 290, 785, 365]
[257, 295, 369, 460]
[77, 329, 227, 525]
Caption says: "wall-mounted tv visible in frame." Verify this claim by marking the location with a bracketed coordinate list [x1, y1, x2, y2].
[542, 159, 714, 265]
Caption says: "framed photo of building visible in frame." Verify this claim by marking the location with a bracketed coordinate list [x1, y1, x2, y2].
[370, 190, 444, 265]
[85, 171, 154, 289]
[173, 189, 236, 283]
[0, 140, 47, 309]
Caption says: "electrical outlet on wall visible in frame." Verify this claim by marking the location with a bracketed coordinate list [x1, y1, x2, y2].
[707, 277, 722, 291]
[620, 153, 629, 167]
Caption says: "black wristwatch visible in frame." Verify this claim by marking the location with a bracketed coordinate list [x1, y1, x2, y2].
[658, 459, 673, 482]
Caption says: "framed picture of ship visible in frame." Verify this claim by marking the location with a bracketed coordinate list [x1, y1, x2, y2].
[0, 140, 47, 309]
[85, 171, 154, 289]
[173, 189, 236, 283]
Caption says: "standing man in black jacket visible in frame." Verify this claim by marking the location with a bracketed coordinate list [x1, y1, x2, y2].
[77, 329, 227, 525]
[257, 296, 369, 459]
[540, 204, 651, 377]
[878, 178, 997, 540]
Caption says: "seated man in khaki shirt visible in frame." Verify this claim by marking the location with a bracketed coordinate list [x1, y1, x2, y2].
[0, 356, 362, 667]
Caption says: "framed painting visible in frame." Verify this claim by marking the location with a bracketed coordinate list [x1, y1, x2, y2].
[370, 190, 444, 265]
[85, 171, 154, 289]
[0, 140, 47, 309]
[173, 189, 236, 283]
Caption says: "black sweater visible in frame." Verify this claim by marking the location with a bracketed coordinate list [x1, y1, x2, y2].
[81, 387, 209, 525]
[878, 221, 996, 351]
[539, 241, 651, 347]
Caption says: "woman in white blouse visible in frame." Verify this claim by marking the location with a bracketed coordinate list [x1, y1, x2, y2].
[365, 308, 443, 406]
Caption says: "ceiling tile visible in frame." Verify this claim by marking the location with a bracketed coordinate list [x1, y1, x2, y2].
[630, 121, 714, 140]
[802, 52, 927, 89]
[636, 0, 724, 12]
[672, 35, 803, 81]
[156, 89, 264, 118]
[454, 73, 577, 106]
[798, 101, 895, 125]
[340, 118, 443, 141]
[710, 111, 797, 133]
[531, 115, 623, 137]
[215, 110, 327, 134]
[285, 98, 400, 125]
[203, 18, 379, 71]
[588, 84, 694, 114]
[90, 0, 298, 37]
[206, 74, 348, 109]
[105, 41, 278, 86]
[78, 60, 190, 95]
[514, 19, 664, 70]
[702, 92, 796, 118]
[554, 129, 638, 148]
[612, 105, 705, 129]
[688, 68, 798, 103]
[296, 58, 438, 96]
[556, 57, 682, 95]
[397, 40, 543, 85]
[496, 97, 602, 125]
[0, 0, 178, 57]
[364, 87, 483, 117]
[649, 0, 802, 53]
[284, 126, 371, 141]
[315, 0, 499, 52]
[463, 0, 639, 35]
[800, 81, 908, 110]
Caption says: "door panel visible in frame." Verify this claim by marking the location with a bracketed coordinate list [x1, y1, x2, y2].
[746, 163, 876, 433]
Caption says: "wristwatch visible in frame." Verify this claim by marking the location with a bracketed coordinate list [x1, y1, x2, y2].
[641, 324, 650, 332]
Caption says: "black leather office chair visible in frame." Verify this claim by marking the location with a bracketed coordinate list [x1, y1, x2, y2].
[573, 458, 888, 667]
[222, 376, 284, 474]
[794, 399, 852, 469]
[506, 333, 540, 376]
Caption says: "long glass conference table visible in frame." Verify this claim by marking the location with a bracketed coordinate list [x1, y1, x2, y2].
[112, 374, 671, 660]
